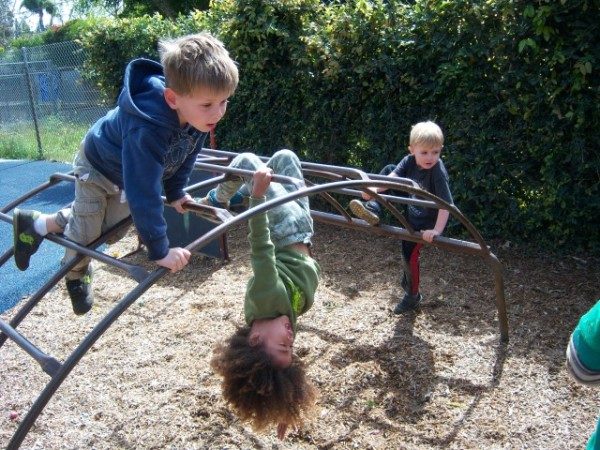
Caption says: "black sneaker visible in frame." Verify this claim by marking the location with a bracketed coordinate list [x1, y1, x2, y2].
[66, 267, 93, 315]
[13, 209, 44, 271]
[349, 199, 381, 226]
[394, 293, 422, 314]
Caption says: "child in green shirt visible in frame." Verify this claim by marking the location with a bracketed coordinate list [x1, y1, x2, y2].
[208, 149, 320, 439]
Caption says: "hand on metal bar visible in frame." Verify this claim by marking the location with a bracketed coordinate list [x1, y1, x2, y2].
[193, 162, 305, 190]
[182, 200, 235, 224]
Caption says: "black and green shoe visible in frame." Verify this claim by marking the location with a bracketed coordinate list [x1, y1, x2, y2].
[13, 209, 44, 271]
[67, 267, 94, 315]
[393, 293, 422, 314]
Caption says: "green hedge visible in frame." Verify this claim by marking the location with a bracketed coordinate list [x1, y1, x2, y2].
[62, 0, 600, 252]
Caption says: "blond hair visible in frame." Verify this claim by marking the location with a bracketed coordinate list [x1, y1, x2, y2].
[158, 32, 239, 95]
[409, 121, 444, 147]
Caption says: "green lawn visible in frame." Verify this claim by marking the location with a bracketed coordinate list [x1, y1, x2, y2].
[0, 116, 88, 162]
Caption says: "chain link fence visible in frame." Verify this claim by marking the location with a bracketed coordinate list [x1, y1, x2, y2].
[0, 41, 113, 161]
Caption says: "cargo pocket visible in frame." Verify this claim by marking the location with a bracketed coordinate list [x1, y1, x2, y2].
[68, 197, 104, 244]
[77, 172, 118, 196]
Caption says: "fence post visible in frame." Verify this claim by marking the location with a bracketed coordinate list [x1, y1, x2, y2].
[21, 47, 44, 160]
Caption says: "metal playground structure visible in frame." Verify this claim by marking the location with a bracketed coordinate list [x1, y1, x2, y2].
[0, 148, 508, 449]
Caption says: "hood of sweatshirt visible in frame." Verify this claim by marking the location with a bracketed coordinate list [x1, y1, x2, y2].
[117, 58, 181, 130]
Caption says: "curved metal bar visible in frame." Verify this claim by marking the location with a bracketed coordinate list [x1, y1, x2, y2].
[299, 161, 373, 182]
[194, 162, 305, 190]
[198, 148, 376, 183]
[7, 266, 167, 450]
[339, 187, 437, 208]
[194, 155, 230, 164]
[184, 179, 489, 257]
[303, 167, 347, 182]
[362, 172, 418, 187]
[0, 173, 75, 213]
[197, 147, 237, 161]
[0, 217, 134, 348]
[184, 173, 228, 195]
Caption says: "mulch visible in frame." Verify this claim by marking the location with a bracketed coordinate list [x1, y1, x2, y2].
[1, 222, 599, 449]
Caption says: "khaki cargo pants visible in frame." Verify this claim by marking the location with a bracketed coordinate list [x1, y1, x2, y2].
[53, 144, 130, 280]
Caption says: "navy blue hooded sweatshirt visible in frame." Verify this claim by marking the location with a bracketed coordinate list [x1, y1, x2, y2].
[84, 58, 207, 261]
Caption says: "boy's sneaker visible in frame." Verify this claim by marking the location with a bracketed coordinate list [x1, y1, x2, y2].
[566, 334, 600, 386]
[13, 209, 44, 271]
[198, 189, 227, 209]
[349, 199, 381, 226]
[67, 267, 93, 315]
[394, 293, 422, 314]
[228, 190, 248, 211]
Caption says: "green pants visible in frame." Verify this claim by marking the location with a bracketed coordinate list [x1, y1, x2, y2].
[566, 299, 600, 449]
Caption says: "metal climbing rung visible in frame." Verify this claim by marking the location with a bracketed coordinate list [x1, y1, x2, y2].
[0, 319, 61, 376]
[182, 200, 236, 223]
[0, 211, 150, 282]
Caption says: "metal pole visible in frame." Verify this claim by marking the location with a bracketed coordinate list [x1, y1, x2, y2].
[21, 47, 43, 160]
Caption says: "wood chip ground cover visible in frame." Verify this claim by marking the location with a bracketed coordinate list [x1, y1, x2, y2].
[1, 223, 599, 449]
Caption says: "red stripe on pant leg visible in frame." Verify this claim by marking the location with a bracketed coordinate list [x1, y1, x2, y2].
[409, 243, 423, 295]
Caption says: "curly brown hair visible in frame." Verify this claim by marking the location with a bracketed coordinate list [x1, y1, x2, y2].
[210, 326, 317, 432]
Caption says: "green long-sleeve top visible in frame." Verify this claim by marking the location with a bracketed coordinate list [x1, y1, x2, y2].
[244, 196, 321, 333]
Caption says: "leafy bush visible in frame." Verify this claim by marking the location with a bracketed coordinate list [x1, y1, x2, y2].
[66, 0, 600, 252]
[7, 18, 100, 48]
[120, 0, 210, 18]
[208, 0, 324, 157]
[9, 33, 45, 49]
[78, 13, 215, 101]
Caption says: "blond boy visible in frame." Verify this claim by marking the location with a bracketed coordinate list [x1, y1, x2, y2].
[350, 121, 453, 313]
[13, 33, 238, 314]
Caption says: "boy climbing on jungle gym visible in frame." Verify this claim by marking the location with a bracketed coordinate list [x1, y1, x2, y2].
[349, 120, 453, 313]
[12, 32, 238, 315]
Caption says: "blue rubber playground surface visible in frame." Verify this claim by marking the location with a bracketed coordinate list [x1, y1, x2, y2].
[0, 159, 74, 314]
[0, 160, 224, 315]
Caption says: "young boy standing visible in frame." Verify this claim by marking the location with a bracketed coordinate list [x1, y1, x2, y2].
[349, 121, 453, 313]
[12, 32, 239, 315]
[208, 150, 320, 440]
